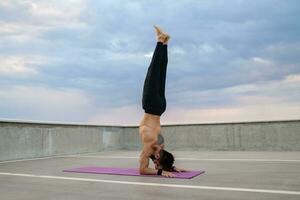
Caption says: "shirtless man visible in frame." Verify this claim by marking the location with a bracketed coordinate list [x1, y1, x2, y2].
[139, 26, 186, 178]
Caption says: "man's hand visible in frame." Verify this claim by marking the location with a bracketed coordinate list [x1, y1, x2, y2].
[173, 167, 188, 173]
[162, 171, 175, 178]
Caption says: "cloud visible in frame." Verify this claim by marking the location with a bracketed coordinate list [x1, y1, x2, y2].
[160, 73, 300, 124]
[0, 0, 86, 25]
[0, 0, 300, 124]
[87, 105, 143, 126]
[0, 85, 92, 122]
[0, 55, 45, 76]
[144, 51, 154, 58]
[162, 102, 300, 125]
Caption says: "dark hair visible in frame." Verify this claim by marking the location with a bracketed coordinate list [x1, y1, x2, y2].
[159, 149, 174, 171]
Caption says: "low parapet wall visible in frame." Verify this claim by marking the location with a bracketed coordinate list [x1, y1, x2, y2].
[0, 119, 299, 161]
[0, 121, 124, 161]
[124, 120, 300, 151]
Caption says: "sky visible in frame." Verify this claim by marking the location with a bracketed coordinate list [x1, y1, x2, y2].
[0, 0, 300, 125]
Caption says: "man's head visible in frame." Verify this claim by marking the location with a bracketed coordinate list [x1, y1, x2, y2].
[150, 149, 174, 171]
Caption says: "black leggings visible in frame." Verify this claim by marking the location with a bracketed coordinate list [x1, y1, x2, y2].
[142, 42, 168, 116]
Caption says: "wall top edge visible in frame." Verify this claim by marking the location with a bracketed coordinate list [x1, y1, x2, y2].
[1, 118, 300, 127]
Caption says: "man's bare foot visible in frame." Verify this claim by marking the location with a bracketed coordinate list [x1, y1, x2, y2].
[153, 25, 170, 44]
[163, 34, 170, 45]
[153, 25, 163, 36]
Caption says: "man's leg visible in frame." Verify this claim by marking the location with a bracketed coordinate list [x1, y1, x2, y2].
[159, 44, 168, 100]
[142, 42, 165, 116]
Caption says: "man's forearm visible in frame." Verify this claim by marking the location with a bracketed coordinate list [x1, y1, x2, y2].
[139, 167, 159, 175]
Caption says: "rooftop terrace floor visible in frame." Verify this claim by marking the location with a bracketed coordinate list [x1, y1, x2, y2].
[1, 151, 300, 200]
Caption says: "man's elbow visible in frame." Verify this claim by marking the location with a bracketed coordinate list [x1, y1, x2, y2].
[139, 168, 146, 175]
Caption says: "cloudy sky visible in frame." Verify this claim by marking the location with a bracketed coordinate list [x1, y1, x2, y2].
[0, 0, 299, 125]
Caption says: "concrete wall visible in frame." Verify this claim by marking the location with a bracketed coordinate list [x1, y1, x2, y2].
[0, 121, 124, 161]
[123, 120, 300, 151]
[161, 121, 300, 151]
[0, 120, 300, 161]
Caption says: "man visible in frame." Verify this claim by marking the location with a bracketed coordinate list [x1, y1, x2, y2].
[139, 26, 186, 178]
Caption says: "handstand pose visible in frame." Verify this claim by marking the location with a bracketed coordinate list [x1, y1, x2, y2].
[139, 26, 186, 177]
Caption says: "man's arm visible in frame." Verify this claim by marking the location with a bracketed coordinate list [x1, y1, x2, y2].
[139, 148, 158, 175]
[139, 146, 175, 178]
[139, 125, 175, 177]
[139, 126, 158, 175]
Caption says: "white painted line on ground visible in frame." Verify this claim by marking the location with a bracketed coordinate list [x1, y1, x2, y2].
[68, 155, 300, 162]
[0, 172, 299, 195]
[0, 156, 65, 164]
[177, 158, 300, 162]
[0, 152, 100, 164]
[68, 155, 139, 159]
[1, 155, 300, 164]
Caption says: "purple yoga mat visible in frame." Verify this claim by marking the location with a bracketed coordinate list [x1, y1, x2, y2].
[63, 166, 205, 179]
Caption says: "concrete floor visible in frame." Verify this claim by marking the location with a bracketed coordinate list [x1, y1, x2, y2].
[0, 151, 300, 200]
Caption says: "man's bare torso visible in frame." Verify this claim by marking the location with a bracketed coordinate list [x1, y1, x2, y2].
[139, 113, 161, 148]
